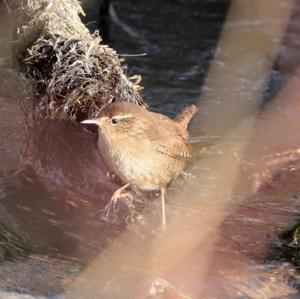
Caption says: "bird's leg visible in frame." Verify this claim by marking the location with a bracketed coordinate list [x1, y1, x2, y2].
[160, 186, 166, 228]
[105, 183, 131, 216]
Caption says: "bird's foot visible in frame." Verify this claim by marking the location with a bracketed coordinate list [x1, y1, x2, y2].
[104, 186, 133, 217]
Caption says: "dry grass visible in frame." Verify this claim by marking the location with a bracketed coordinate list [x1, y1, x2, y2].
[8, 0, 145, 121]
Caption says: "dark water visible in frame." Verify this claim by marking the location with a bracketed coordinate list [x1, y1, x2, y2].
[1, 0, 300, 298]
[84, 0, 229, 116]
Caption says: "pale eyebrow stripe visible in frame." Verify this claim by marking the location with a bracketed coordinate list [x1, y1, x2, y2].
[114, 113, 133, 120]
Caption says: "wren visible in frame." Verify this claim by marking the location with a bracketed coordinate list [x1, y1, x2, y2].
[81, 102, 197, 227]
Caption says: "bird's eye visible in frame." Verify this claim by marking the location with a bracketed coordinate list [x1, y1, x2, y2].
[111, 118, 118, 125]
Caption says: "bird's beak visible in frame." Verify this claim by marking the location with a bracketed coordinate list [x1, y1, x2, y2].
[81, 119, 100, 126]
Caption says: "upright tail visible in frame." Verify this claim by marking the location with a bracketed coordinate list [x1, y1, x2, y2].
[174, 104, 198, 133]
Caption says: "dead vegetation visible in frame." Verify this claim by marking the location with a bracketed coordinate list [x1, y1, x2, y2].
[7, 0, 145, 121]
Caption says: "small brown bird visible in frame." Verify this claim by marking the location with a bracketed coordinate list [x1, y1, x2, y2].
[81, 102, 197, 227]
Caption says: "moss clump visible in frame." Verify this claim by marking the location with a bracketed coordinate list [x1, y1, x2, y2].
[279, 222, 300, 265]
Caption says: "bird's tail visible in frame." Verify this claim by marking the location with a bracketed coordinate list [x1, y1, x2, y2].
[174, 104, 198, 132]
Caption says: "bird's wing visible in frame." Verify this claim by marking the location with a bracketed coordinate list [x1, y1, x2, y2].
[157, 143, 192, 160]
[147, 114, 192, 161]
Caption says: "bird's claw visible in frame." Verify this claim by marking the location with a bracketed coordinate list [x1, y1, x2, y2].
[104, 192, 133, 217]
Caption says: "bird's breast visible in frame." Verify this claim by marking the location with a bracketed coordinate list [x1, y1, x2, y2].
[98, 136, 186, 191]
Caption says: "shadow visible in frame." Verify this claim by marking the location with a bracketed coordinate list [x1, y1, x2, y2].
[0, 118, 130, 262]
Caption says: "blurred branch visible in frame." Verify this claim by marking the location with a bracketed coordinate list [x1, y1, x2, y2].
[2, 0, 11, 13]
[196, 0, 294, 138]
